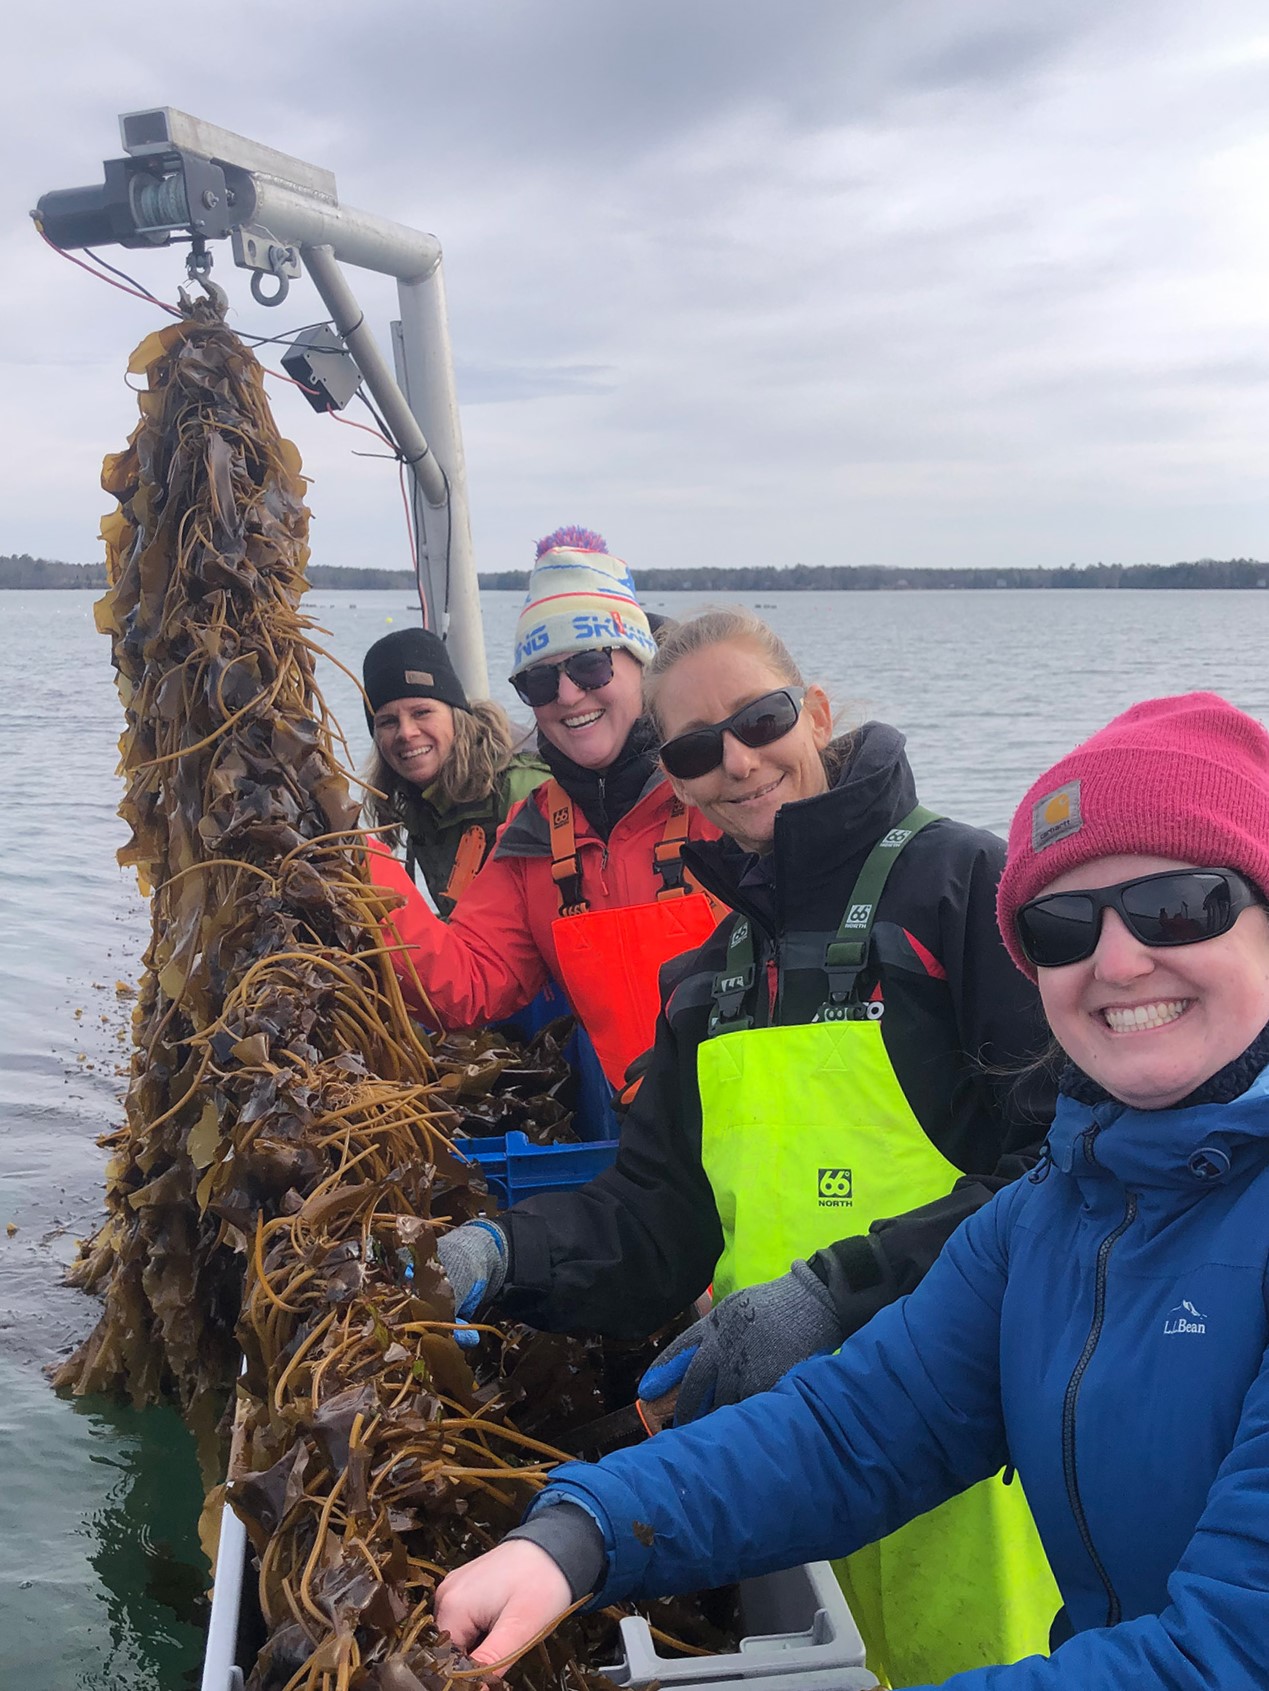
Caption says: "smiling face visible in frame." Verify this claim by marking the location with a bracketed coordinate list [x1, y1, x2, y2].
[1036, 852, 1269, 1110]
[373, 696, 457, 789]
[654, 639, 833, 855]
[532, 648, 645, 769]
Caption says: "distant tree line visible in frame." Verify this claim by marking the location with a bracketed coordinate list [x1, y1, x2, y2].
[5, 553, 1268, 592]
[0, 554, 107, 588]
[479, 558, 1269, 591]
[0, 556, 423, 591]
[308, 567, 423, 589]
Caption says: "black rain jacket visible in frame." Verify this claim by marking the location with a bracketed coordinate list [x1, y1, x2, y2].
[495, 722, 1056, 1340]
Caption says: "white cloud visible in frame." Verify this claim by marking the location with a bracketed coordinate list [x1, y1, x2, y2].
[3, 0, 1266, 575]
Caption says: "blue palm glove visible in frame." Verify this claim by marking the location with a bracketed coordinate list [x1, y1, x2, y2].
[638, 1261, 843, 1424]
[437, 1220, 507, 1349]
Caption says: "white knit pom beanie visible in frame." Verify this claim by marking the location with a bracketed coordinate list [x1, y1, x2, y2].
[511, 526, 656, 678]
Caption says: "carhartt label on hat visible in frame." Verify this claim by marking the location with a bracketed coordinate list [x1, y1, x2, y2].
[404, 669, 434, 686]
[1032, 780, 1082, 851]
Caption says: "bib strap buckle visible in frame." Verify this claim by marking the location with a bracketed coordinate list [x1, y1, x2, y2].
[709, 1004, 754, 1036]
[552, 858, 586, 915]
[709, 956, 755, 1033]
[652, 838, 689, 895]
[822, 936, 866, 1008]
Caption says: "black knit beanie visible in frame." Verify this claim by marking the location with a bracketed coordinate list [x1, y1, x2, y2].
[362, 628, 470, 727]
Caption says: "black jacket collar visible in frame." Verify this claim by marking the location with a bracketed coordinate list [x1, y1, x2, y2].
[682, 721, 918, 930]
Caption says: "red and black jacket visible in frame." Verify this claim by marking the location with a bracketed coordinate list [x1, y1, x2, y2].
[495, 721, 1056, 1340]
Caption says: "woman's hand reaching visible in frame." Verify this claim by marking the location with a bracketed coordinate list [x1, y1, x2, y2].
[435, 1540, 573, 1674]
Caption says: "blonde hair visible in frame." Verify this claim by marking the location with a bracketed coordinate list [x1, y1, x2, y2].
[644, 607, 803, 732]
[644, 606, 850, 779]
[363, 698, 521, 833]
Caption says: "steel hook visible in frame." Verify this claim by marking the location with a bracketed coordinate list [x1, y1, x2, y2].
[197, 275, 230, 312]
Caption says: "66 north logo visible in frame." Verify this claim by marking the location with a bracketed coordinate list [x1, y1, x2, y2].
[818, 1167, 854, 1208]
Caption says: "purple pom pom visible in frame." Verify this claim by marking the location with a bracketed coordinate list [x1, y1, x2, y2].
[535, 525, 608, 559]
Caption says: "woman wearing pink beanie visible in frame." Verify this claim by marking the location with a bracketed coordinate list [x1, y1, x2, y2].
[436, 690, 1269, 1691]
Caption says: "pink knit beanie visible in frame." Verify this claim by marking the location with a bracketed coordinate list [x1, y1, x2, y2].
[997, 692, 1269, 978]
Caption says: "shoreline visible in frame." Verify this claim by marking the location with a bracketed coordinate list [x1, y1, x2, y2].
[5, 558, 1268, 594]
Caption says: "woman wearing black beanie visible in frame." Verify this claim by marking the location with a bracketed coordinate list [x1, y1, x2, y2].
[361, 627, 547, 919]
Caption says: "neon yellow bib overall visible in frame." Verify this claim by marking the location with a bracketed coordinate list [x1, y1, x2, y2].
[697, 809, 1058, 1688]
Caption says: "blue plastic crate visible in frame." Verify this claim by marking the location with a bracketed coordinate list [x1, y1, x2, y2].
[455, 1128, 619, 1206]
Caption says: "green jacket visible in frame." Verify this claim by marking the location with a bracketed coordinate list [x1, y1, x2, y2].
[393, 753, 547, 919]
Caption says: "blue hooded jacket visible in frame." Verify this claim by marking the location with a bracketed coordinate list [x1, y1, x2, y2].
[532, 1065, 1269, 1688]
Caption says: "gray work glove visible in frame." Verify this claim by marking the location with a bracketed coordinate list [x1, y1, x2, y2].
[437, 1220, 508, 1348]
[638, 1260, 843, 1425]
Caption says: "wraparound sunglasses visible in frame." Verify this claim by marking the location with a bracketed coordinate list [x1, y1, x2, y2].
[659, 687, 806, 780]
[1015, 867, 1263, 969]
[511, 647, 615, 708]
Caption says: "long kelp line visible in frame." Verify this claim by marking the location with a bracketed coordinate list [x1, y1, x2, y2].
[52, 304, 717, 1690]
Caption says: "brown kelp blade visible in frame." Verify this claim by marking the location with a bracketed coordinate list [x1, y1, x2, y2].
[60, 304, 722, 1689]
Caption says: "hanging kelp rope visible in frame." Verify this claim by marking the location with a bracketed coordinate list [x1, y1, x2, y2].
[53, 299, 450, 1422]
[52, 303, 725, 1690]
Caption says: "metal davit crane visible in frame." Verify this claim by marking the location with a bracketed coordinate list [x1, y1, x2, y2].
[35, 106, 489, 694]
[35, 112, 495, 1691]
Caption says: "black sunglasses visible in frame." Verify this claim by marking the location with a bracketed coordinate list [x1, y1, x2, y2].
[1016, 867, 1263, 969]
[510, 647, 615, 708]
[659, 687, 806, 780]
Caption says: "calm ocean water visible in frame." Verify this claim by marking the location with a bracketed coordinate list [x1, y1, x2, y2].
[3, 584, 1269, 1687]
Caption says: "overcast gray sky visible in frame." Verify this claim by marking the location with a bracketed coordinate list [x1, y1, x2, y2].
[5, 0, 1267, 576]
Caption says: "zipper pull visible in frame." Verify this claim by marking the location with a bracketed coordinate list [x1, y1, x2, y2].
[1028, 1142, 1054, 1185]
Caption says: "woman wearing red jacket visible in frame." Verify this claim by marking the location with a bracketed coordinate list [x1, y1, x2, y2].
[368, 527, 722, 1091]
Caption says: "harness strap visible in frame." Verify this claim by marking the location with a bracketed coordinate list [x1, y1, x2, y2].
[708, 916, 757, 1036]
[546, 781, 719, 919]
[653, 798, 692, 898]
[545, 779, 588, 916]
[443, 824, 489, 906]
[707, 804, 941, 1036]
[817, 805, 940, 1020]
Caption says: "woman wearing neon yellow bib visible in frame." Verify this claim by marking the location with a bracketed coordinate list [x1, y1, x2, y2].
[438, 608, 1060, 1685]
[439, 689, 1269, 1691]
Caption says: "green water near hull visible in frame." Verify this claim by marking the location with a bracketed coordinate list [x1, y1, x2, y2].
[0, 1361, 207, 1688]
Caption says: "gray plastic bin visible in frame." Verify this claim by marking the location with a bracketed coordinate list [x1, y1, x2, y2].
[203, 1495, 877, 1691]
[601, 1560, 878, 1690]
